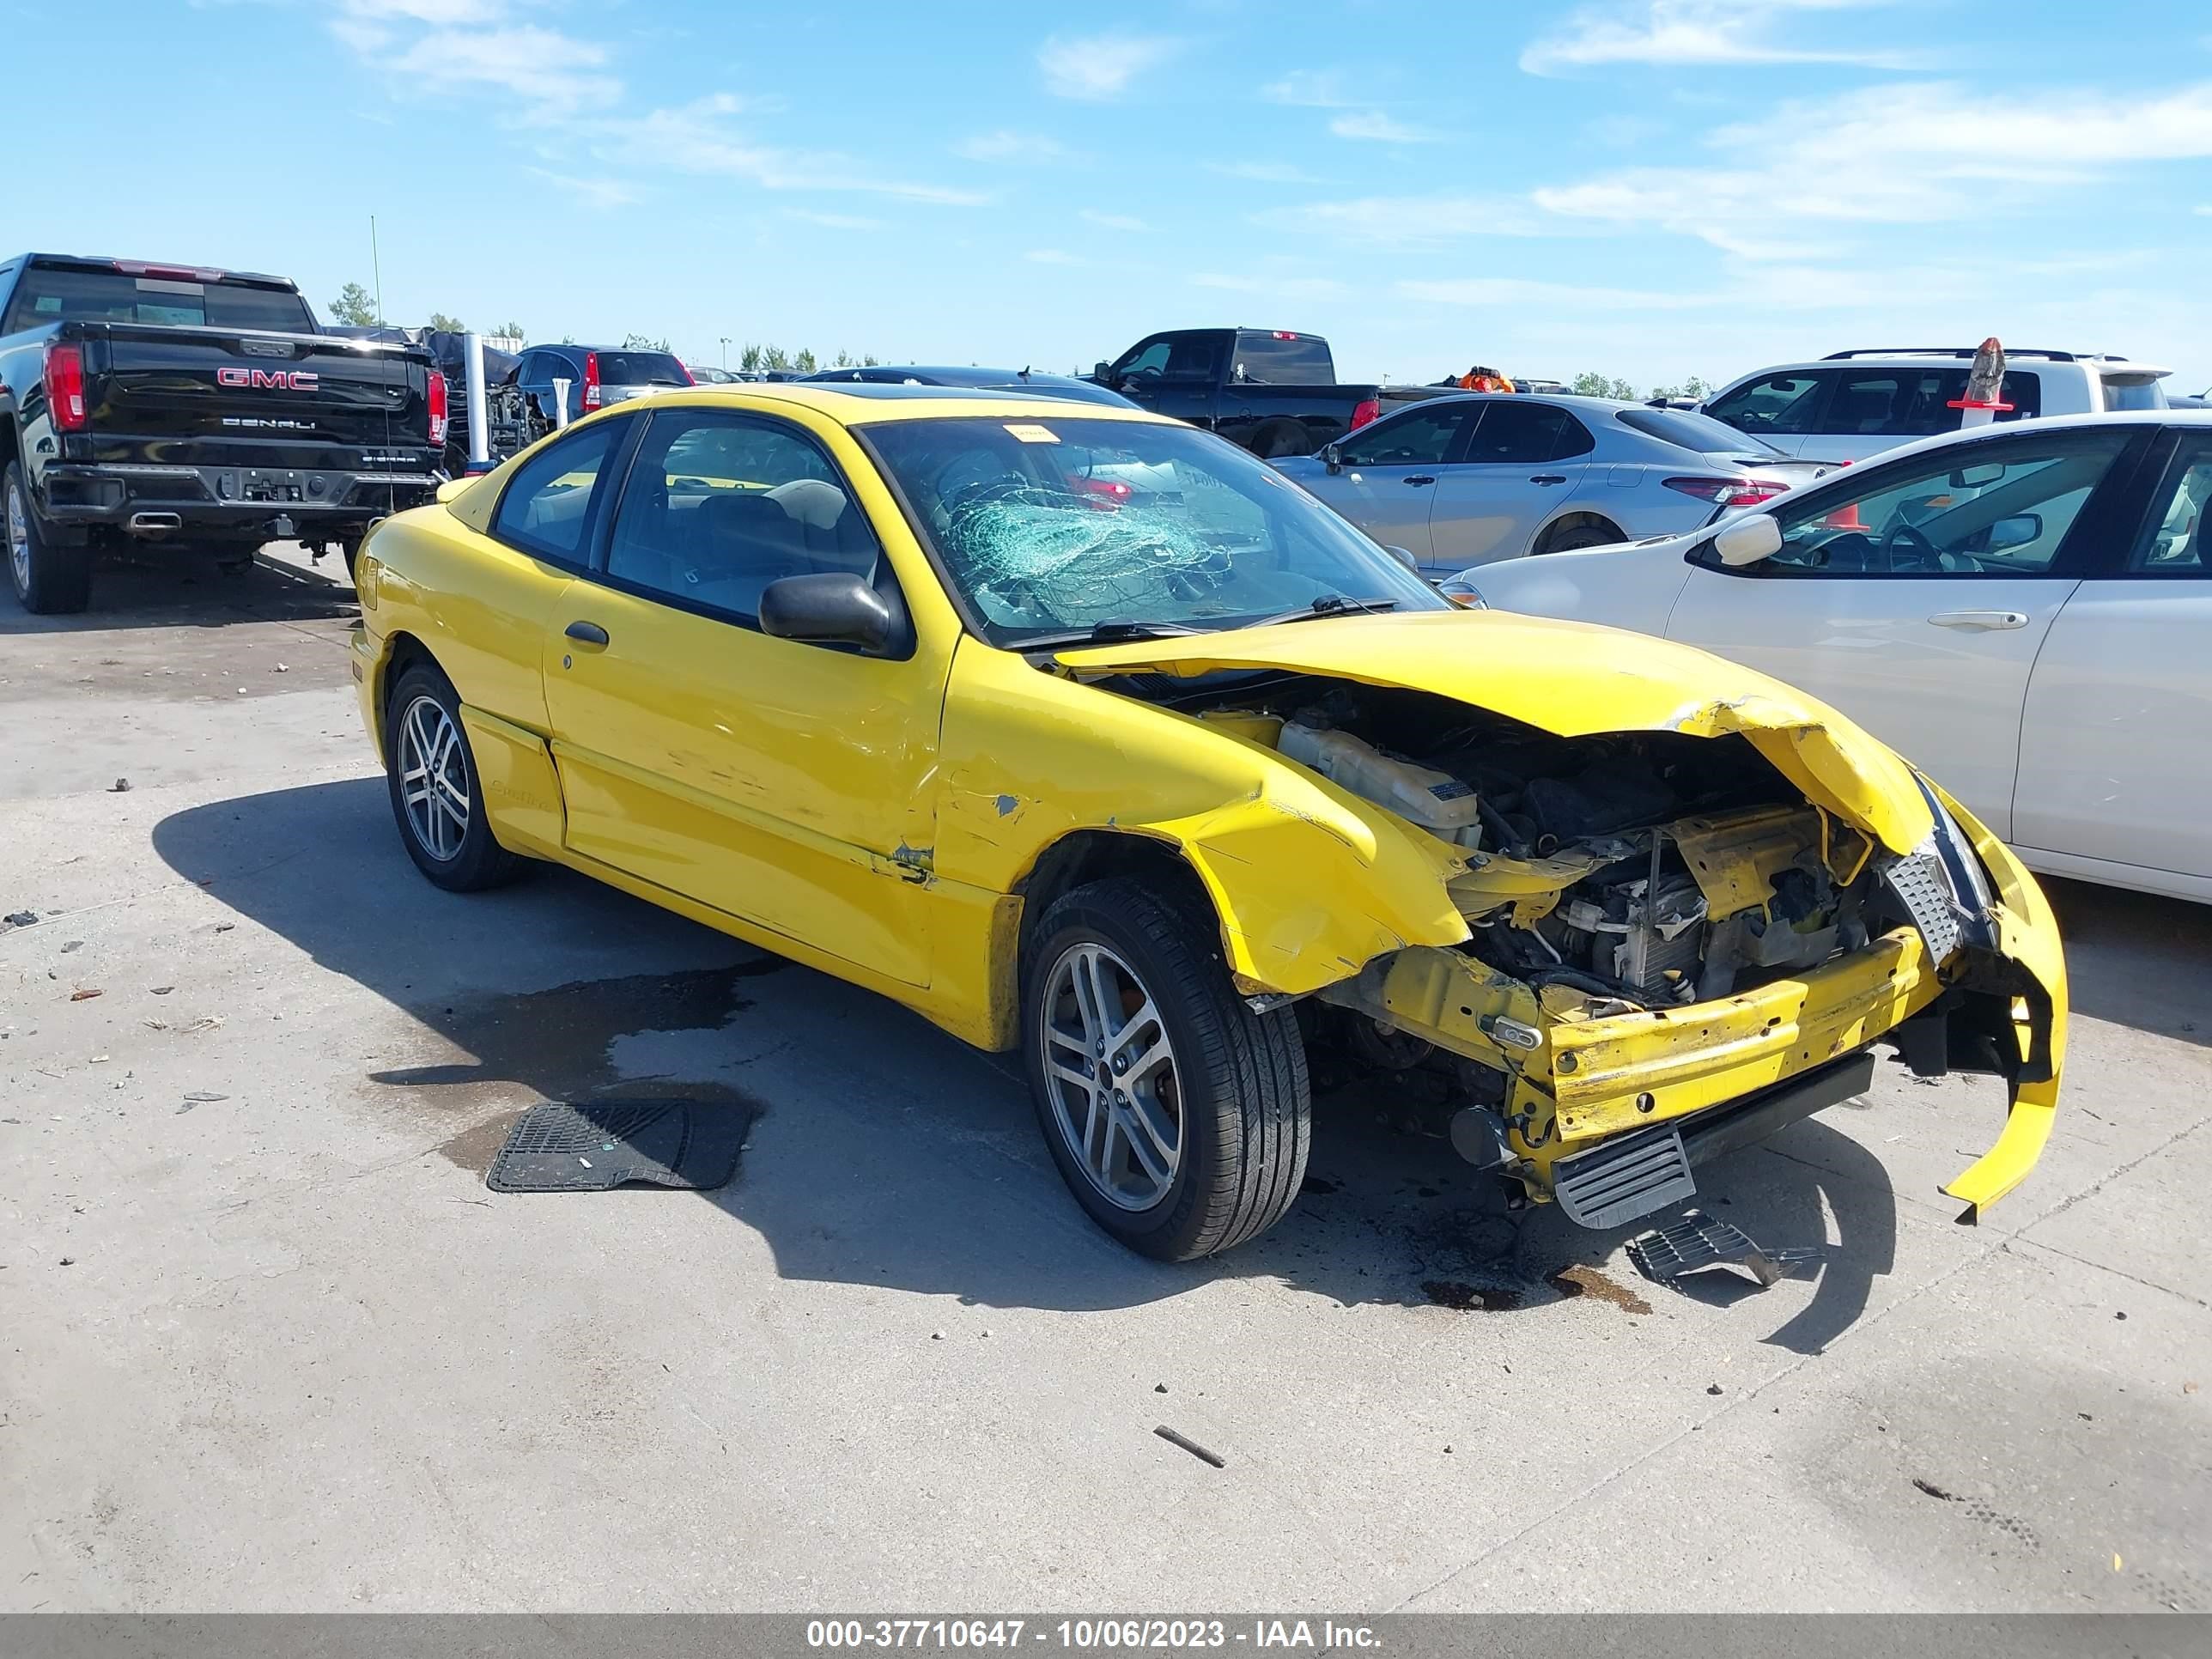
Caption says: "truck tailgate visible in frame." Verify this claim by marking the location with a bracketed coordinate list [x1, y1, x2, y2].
[82, 325, 422, 450]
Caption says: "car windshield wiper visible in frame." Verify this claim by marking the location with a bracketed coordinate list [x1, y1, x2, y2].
[1014, 620, 1211, 652]
[1241, 595, 1400, 629]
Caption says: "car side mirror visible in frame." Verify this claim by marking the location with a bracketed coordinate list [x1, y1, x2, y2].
[1711, 514, 1783, 568]
[1382, 544, 1419, 573]
[1092, 361, 1117, 386]
[1987, 512, 2042, 552]
[1322, 441, 1344, 475]
[758, 572, 894, 651]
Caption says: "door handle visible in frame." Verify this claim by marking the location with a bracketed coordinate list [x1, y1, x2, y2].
[1928, 610, 2028, 631]
[564, 620, 610, 646]
[1529, 474, 1567, 485]
[1401, 474, 1437, 487]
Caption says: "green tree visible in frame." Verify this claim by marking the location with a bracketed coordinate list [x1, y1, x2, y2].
[329, 282, 379, 326]
[622, 331, 672, 352]
[428, 310, 465, 333]
[793, 347, 817, 374]
[1571, 371, 1638, 401]
[496, 320, 526, 340]
[1646, 375, 1713, 402]
[761, 344, 792, 370]
[832, 349, 854, 368]
[738, 343, 764, 371]
[862, 354, 880, 368]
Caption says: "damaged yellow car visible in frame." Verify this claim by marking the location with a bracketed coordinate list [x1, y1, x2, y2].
[351, 385, 2066, 1259]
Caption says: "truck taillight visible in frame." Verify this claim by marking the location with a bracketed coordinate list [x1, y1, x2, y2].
[427, 370, 450, 448]
[679, 361, 696, 385]
[581, 351, 602, 410]
[43, 343, 88, 432]
[1349, 397, 1381, 430]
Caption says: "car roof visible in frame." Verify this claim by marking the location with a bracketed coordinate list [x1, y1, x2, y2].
[1388, 391, 1674, 417]
[552, 382, 1175, 427]
[1733, 354, 2172, 376]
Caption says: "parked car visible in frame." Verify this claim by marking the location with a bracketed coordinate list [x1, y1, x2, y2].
[512, 343, 693, 425]
[1271, 393, 1834, 574]
[1088, 328, 1387, 457]
[1449, 410, 2212, 903]
[349, 382, 2065, 1255]
[1701, 348, 2172, 465]
[688, 363, 739, 386]
[0, 252, 446, 611]
[805, 364, 1138, 407]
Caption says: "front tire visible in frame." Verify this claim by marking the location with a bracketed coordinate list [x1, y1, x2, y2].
[384, 661, 523, 892]
[4, 461, 92, 615]
[1022, 877, 1310, 1260]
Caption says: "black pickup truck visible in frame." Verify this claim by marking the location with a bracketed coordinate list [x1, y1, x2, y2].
[1087, 328, 1390, 458]
[0, 253, 447, 612]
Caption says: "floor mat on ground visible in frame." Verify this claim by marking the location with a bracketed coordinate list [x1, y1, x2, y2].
[487, 1099, 754, 1194]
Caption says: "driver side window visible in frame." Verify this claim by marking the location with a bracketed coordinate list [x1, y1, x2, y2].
[1117, 338, 1171, 379]
[1727, 432, 2130, 579]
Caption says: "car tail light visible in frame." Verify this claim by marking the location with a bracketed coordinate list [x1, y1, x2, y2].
[1665, 475, 1790, 507]
[581, 350, 602, 410]
[678, 360, 696, 385]
[1349, 397, 1381, 430]
[43, 343, 88, 432]
[1069, 477, 1133, 511]
[427, 370, 450, 448]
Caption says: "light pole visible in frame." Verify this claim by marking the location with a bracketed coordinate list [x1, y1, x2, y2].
[719, 336, 731, 369]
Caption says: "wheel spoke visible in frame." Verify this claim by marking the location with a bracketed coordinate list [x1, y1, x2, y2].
[1039, 937, 1183, 1212]
[1115, 1099, 1174, 1187]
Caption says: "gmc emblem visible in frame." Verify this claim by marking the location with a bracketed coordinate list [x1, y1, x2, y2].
[217, 368, 320, 391]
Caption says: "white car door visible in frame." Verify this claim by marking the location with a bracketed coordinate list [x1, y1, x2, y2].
[2012, 433, 2212, 889]
[1425, 399, 1595, 568]
[1300, 400, 1480, 568]
[1660, 427, 2142, 839]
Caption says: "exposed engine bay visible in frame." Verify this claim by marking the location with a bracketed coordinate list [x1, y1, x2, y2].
[1154, 674, 1911, 1021]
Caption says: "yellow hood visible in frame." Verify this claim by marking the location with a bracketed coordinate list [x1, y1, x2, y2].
[1055, 609, 1936, 854]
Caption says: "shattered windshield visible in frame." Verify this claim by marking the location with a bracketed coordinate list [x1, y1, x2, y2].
[860, 416, 1447, 642]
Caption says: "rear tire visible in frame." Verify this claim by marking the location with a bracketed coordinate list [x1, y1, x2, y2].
[4, 461, 92, 615]
[1534, 519, 1621, 555]
[1022, 877, 1310, 1260]
[384, 661, 524, 892]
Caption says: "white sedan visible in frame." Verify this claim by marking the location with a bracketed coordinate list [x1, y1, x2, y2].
[1449, 411, 2212, 902]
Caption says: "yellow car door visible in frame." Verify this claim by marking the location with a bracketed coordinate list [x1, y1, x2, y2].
[539, 405, 941, 986]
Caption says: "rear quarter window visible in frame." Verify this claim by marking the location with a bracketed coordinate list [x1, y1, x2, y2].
[1231, 332, 1335, 384]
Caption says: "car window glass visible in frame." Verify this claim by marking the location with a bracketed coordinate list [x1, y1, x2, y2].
[2101, 376, 2166, 412]
[1706, 372, 1828, 436]
[1335, 404, 1470, 467]
[1744, 432, 2130, 578]
[1464, 400, 1572, 465]
[1163, 335, 1221, 382]
[1551, 410, 1595, 460]
[1118, 339, 1171, 378]
[2133, 447, 2212, 574]
[605, 412, 878, 620]
[490, 421, 622, 562]
[1230, 333, 1334, 385]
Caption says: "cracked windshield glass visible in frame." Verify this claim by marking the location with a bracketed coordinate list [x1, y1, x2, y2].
[863, 416, 1447, 642]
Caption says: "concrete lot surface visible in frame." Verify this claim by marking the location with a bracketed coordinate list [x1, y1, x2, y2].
[2, 546, 2206, 1612]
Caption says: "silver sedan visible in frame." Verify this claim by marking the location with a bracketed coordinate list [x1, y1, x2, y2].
[1270, 393, 1832, 575]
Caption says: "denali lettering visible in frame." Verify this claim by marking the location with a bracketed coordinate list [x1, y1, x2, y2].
[216, 368, 320, 391]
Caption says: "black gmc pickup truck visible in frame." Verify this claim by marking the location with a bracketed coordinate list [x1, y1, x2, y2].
[1087, 328, 1389, 458]
[0, 254, 447, 612]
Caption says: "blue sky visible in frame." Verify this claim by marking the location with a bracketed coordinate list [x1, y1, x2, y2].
[13, 0, 2212, 392]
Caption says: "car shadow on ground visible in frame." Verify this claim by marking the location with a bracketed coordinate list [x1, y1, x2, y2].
[0, 543, 356, 635]
[2044, 875, 2211, 1049]
[156, 776, 1911, 1340]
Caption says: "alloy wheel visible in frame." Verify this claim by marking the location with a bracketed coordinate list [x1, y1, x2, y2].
[1038, 941, 1183, 1210]
[396, 695, 471, 862]
[5, 478, 28, 598]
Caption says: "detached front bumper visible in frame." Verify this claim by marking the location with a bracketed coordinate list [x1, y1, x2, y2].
[1325, 788, 2066, 1229]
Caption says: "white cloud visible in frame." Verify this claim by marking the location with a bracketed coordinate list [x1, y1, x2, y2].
[1534, 79, 2212, 256]
[1191, 272, 1348, 301]
[1080, 209, 1151, 233]
[1037, 32, 1182, 100]
[1253, 193, 1549, 247]
[1328, 111, 1439, 143]
[394, 25, 620, 112]
[2197, 204, 2212, 216]
[785, 209, 883, 231]
[1522, 1, 1923, 76]
[1399, 276, 1711, 311]
[954, 130, 1069, 163]
[608, 94, 992, 205]
[1261, 69, 1351, 106]
[1025, 248, 1083, 265]
[1206, 160, 1324, 185]
[525, 166, 639, 210]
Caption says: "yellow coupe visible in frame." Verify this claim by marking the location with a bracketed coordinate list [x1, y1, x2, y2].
[351, 385, 2065, 1258]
